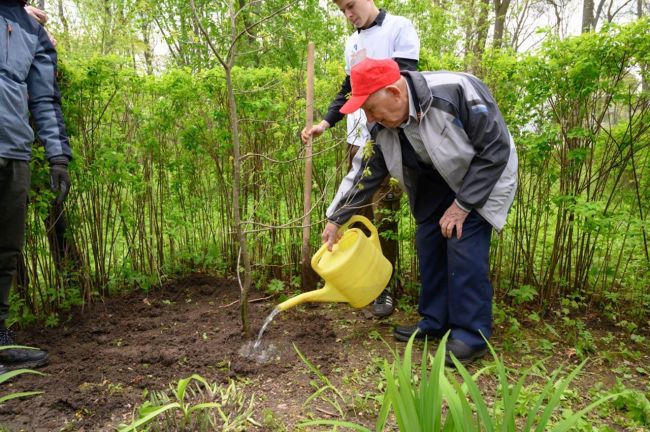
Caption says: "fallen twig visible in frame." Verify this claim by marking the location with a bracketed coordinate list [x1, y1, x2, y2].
[314, 407, 338, 417]
[219, 294, 275, 309]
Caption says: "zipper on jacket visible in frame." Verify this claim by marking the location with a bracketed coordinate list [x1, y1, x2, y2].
[2, 17, 11, 62]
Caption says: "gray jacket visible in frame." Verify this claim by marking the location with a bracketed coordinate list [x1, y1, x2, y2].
[328, 70, 518, 231]
[0, 0, 71, 162]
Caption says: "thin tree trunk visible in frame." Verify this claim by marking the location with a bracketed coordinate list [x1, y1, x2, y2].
[58, 0, 68, 36]
[639, 0, 648, 92]
[493, 0, 511, 49]
[471, 0, 491, 74]
[582, 0, 594, 32]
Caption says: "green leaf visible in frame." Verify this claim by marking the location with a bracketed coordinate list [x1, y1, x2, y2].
[118, 402, 181, 432]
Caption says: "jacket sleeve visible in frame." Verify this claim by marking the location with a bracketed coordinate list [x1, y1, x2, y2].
[323, 75, 350, 128]
[327, 142, 390, 225]
[26, 25, 71, 162]
[454, 77, 510, 210]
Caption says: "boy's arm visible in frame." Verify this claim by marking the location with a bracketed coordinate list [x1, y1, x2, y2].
[394, 58, 418, 71]
[322, 75, 351, 128]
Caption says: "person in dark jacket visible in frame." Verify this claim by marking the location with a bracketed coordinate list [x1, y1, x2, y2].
[322, 58, 518, 366]
[0, 0, 71, 371]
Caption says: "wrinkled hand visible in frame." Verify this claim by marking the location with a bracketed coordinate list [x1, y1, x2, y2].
[321, 222, 342, 252]
[439, 201, 470, 239]
[49, 158, 71, 206]
[25, 5, 47, 24]
[300, 120, 330, 144]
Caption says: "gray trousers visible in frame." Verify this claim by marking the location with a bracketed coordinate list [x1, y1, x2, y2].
[0, 159, 30, 326]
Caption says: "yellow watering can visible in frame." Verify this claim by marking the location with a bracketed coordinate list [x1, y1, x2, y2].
[276, 215, 392, 311]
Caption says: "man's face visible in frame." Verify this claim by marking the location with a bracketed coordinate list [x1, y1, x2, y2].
[361, 86, 408, 128]
[334, 0, 375, 29]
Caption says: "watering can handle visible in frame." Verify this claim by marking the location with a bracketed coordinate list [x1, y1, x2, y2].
[311, 215, 380, 272]
[343, 215, 380, 249]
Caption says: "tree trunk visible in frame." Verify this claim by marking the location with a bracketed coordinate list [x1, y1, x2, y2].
[226, 0, 252, 336]
[493, 0, 511, 49]
[141, 22, 154, 75]
[57, 0, 68, 36]
[638, 0, 648, 92]
[582, 0, 594, 32]
[224, 65, 252, 336]
[471, 0, 491, 74]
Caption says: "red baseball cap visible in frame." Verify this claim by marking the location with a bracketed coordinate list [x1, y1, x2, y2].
[340, 58, 401, 115]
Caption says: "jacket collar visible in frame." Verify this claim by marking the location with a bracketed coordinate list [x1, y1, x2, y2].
[358, 9, 386, 32]
[401, 71, 432, 121]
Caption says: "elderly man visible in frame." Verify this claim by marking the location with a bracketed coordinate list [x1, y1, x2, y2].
[322, 58, 518, 365]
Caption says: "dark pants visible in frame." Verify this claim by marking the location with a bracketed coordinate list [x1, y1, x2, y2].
[394, 129, 494, 347]
[416, 209, 493, 348]
[0, 159, 30, 325]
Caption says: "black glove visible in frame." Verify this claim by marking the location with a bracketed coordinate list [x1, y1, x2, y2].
[49, 156, 71, 206]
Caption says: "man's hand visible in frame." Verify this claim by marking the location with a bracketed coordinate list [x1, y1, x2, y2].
[25, 5, 57, 47]
[301, 120, 330, 144]
[321, 222, 342, 252]
[25, 5, 47, 24]
[49, 157, 71, 206]
[439, 201, 470, 239]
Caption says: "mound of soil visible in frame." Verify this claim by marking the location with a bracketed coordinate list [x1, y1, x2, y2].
[0, 274, 361, 431]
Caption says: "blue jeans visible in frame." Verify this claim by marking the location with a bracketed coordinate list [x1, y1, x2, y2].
[415, 209, 493, 348]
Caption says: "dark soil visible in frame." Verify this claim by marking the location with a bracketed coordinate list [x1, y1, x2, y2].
[0, 274, 647, 431]
[0, 274, 356, 431]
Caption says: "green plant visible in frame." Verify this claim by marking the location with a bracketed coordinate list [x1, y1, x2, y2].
[293, 343, 347, 418]
[0, 346, 46, 405]
[508, 284, 538, 305]
[118, 374, 255, 431]
[302, 333, 619, 431]
[609, 380, 650, 426]
[265, 279, 285, 296]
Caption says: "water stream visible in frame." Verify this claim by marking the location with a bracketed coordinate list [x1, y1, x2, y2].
[238, 307, 281, 363]
[253, 307, 280, 350]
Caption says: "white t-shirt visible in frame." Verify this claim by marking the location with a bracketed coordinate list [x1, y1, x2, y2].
[344, 13, 420, 147]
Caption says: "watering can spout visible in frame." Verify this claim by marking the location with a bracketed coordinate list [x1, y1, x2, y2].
[276, 284, 347, 311]
[275, 215, 392, 312]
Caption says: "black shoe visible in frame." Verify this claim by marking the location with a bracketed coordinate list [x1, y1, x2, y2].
[372, 288, 395, 318]
[0, 329, 49, 370]
[444, 339, 487, 367]
[393, 324, 443, 342]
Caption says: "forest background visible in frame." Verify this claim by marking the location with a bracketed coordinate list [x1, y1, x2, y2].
[14, 0, 649, 333]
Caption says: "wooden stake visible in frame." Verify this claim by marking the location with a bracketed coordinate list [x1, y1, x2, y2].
[301, 42, 318, 291]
